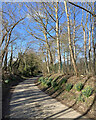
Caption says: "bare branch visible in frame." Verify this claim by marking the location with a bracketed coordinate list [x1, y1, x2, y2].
[26, 29, 46, 42]
[68, 1, 96, 17]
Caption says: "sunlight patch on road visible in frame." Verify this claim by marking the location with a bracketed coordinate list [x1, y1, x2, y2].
[9, 78, 87, 119]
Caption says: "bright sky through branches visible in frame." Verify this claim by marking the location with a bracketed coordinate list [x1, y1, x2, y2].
[1, 1, 96, 63]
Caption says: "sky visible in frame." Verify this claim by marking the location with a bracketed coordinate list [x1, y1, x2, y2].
[1, 1, 96, 62]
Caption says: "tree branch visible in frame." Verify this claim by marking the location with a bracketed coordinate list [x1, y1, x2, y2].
[68, 1, 96, 17]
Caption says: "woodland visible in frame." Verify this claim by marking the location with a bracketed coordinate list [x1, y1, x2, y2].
[1, 1, 96, 119]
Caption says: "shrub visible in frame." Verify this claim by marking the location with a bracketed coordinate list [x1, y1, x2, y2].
[39, 77, 50, 87]
[49, 78, 53, 82]
[51, 81, 58, 88]
[11, 77, 16, 81]
[65, 83, 73, 92]
[94, 89, 96, 93]
[54, 86, 59, 91]
[45, 77, 48, 81]
[38, 77, 44, 82]
[46, 81, 51, 87]
[77, 94, 85, 102]
[54, 85, 62, 91]
[41, 79, 46, 84]
[41, 79, 47, 86]
[54, 76, 59, 81]
[62, 78, 67, 83]
[75, 83, 83, 91]
[82, 86, 93, 97]
[60, 78, 67, 85]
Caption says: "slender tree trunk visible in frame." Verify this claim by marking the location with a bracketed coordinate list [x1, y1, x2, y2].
[92, 15, 96, 75]
[46, 41, 53, 65]
[45, 56, 47, 73]
[88, 15, 91, 72]
[73, 7, 76, 61]
[55, 2, 61, 73]
[86, 25, 89, 72]
[2, 17, 25, 64]
[4, 36, 8, 72]
[10, 44, 13, 73]
[42, 47, 49, 74]
[94, 2, 96, 75]
[24, 55, 27, 71]
[83, 28, 88, 73]
[81, 10, 88, 74]
[46, 50, 50, 73]
[44, 16, 53, 66]
[4, 49, 8, 72]
[67, 52, 69, 73]
[63, 50, 66, 74]
[64, 1, 78, 76]
[69, 52, 72, 73]
[44, 32, 53, 73]
[53, 50, 56, 65]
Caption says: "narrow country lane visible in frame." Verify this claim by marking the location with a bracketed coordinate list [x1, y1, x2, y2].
[8, 77, 87, 119]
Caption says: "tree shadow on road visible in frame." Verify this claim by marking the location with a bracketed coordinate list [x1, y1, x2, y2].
[2, 76, 26, 119]
[3, 76, 95, 120]
[44, 101, 77, 119]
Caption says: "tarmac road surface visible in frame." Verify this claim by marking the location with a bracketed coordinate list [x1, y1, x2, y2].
[8, 77, 88, 119]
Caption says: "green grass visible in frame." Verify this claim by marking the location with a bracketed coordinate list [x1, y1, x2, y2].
[65, 83, 73, 92]
[82, 86, 93, 97]
[75, 82, 83, 91]
[51, 81, 58, 88]
[77, 94, 85, 102]
[59, 78, 67, 85]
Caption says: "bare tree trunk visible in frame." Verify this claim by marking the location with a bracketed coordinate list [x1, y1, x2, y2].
[94, 2, 96, 75]
[44, 16, 53, 66]
[92, 16, 96, 75]
[81, 9, 88, 74]
[69, 51, 72, 73]
[46, 50, 50, 73]
[45, 56, 47, 72]
[2, 17, 25, 64]
[67, 52, 69, 73]
[64, 1, 78, 76]
[53, 50, 56, 65]
[92, 3, 96, 75]
[43, 28, 52, 73]
[63, 50, 66, 74]
[4, 49, 8, 72]
[86, 24, 89, 72]
[46, 41, 53, 65]
[83, 28, 88, 73]
[55, 2, 61, 73]
[10, 44, 13, 73]
[4, 36, 8, 72]
[88, 15, 91, 72]
[24, 55, 27, 71]
[41, 46, 50, 74]
[73, 7, 76, 61]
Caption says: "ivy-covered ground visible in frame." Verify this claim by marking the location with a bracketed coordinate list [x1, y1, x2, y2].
[35, 74, 96, 119]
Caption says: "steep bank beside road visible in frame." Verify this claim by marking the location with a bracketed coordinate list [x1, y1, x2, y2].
[36, 74, 95, 119]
